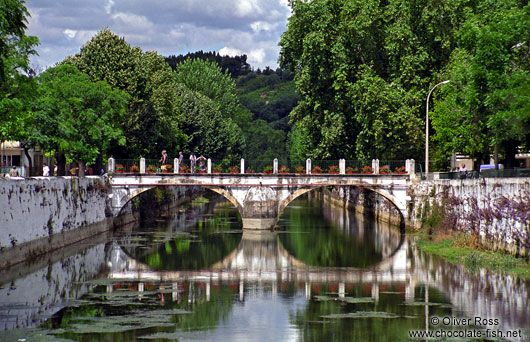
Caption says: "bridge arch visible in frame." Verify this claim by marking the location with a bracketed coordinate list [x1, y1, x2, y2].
[111, 185, 243, 218]
[277, 185, 406, 230]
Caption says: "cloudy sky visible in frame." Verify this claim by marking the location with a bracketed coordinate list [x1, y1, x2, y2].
[25, 0, 291, 71]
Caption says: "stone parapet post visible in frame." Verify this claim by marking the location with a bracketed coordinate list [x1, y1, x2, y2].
[140, 158, 145, 173]
[306, 159, 311, 174]
[405, 159, 416, 178]
[339, 159, 346, 174]
[173, 158, 178, 173]
[372, 159, 380, 174]
[241, 159, 245, 174]
[405, 159, 413, 174]
[273, 159, 278, 174]
[207, 159, 212, 174]
[108, 158, 115, 173]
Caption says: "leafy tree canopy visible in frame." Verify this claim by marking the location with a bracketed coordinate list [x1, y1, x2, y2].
[431, 1, 530, 167]
[64, 28, 185, 158]
[0, 0, 38, 145]
[33, 64, 129, 166]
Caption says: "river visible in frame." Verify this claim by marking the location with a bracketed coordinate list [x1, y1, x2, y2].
[0, 191, 528, 341]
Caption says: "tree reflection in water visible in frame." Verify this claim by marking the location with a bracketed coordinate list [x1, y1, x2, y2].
[1, 192, 528, 341]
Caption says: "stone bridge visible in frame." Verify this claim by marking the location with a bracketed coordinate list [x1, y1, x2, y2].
[109, 172, 412, 229]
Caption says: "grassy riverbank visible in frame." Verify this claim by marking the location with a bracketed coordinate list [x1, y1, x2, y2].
[411, 230, 530, 279]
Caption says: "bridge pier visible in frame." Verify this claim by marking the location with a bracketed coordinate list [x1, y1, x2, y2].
[242, 218, 278, 230]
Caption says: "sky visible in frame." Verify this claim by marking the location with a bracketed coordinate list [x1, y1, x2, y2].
[25, 0, 291, 71]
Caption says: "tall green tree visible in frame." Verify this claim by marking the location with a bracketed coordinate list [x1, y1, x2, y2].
[431, 1, 530, 167]
[0, 0, 38, 161]
[64, 28, 185, 158]
[33, 64, 129, 175]
[279, 0, 472, 160]
[173, 58, 246, 159]
[174, 58, 239, 121]
[173, 84, 243, 159]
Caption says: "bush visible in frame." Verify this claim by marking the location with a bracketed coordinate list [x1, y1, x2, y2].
[328, 165, 339, 174]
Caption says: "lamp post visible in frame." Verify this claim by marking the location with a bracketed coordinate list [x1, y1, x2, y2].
[425, 80, 450, 179]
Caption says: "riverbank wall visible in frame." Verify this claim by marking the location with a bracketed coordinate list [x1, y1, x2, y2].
[0, 176, 112, 269]
[329, 178, 530, 257]
[0, 177, 205, 270]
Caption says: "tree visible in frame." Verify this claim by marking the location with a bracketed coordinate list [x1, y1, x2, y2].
[431, 1, 530, 168]
[64, 28, 185, 158]
[279, 0, 472, 160]
[174, 84, 243, 159]
[0, 0, 38, 84]
[33, 64, 129, 175]
[174, 58, 240, 120]
[0, 0, 38, 169]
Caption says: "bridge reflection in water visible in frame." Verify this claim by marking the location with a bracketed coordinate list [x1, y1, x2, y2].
[107, 229, 407, 297]
[105, 195, 529, 340]
[2, 194, 527, 341]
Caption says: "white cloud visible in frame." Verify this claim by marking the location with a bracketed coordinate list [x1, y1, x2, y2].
[250, 21, 274, 33]
[111, 12, 154, 31]
[219, 47, 243, 57]
[105, 0, 115, 15]
[25, 0, 291, 69]
[63, 29, 77, 39]
[248, 48, 266, 65]
[235, 0, 262, 17]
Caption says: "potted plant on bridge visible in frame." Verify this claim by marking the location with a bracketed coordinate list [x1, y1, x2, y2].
[246, 167, 255, 174]
[346, 166, 358, 174]
[180, 164, 190, 173]
[328, 165, 340, 174]
[380, 166, 391, 174]
[394, 166, 406, 174]
[115, 164, 125, 173]
[295, 166, 305, 174]
[263, 166, 273, 174]
[279, 165, 290, 174]
[361, 165, 373, 174]
[312, 166, 322, 174]
[164, 164, 173, 173]
[129, 164, 139, 173]
[228, 165, 239, 174]
[212, 165, 222, 173]
[147, 164, 157, 173]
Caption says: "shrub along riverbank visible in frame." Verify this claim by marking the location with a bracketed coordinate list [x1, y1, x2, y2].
[410, 229, 530, 279]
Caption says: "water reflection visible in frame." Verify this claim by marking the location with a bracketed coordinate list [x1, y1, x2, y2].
[0, 192, 528, 341]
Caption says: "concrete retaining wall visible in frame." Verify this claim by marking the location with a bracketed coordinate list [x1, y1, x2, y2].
[329, 178, 530, 257]
[407, 178, 530, 257]
[1, 176, 111, 248]
[0, 176, 112, 269]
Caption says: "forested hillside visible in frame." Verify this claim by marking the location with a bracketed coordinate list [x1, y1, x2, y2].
[166, 52, 299, 161]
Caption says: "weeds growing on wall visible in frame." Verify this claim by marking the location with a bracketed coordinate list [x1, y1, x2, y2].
[418, 183, 530, 254]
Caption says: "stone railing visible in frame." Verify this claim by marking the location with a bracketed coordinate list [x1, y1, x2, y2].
[108, 158, 416, 176]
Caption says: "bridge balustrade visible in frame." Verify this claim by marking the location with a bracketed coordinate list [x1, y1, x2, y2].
[110, 158, 415, 175]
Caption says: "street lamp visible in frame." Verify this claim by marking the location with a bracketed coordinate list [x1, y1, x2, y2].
[425, 80, 450, 179]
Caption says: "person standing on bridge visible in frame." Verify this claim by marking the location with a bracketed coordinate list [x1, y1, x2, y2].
[159, 150, 168, 171]
[42, 163, 50, 176]
[178, 151, 184, 171]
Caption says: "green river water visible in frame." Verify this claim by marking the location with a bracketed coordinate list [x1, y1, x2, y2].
[0, 192, 528, 341]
